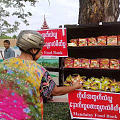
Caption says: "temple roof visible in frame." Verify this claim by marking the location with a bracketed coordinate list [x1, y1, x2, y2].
[41, 15, 49, 29]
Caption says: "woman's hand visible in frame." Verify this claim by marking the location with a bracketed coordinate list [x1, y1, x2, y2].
[72, 80, 83, 89]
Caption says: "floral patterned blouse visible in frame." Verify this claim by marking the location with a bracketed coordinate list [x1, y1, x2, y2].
[0, 57, 56, 120]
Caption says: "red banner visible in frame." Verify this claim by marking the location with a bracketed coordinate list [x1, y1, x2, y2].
[38, 29, 68, 57]
[68, 90, 120, 120]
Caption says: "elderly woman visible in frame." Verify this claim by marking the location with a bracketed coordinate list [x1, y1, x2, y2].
[0, 30, 83, 120]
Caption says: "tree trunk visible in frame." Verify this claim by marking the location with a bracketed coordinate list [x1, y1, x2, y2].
[78, 0, 120, 24]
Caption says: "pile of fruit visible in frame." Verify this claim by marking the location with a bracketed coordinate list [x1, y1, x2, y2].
[64, 74, 120, 93]
[64, 74, 85, 86]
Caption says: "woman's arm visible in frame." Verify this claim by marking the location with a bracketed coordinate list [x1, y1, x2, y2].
[51, 81, 83, 96]
[40, 71, 83, 100]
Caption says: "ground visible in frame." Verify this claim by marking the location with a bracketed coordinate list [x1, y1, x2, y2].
[44, 102, 71, 120]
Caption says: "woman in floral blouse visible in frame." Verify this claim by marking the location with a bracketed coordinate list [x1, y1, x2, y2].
[0, 30, 83, 120]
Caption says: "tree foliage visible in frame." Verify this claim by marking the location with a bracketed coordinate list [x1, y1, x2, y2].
[0, 0, 37, 36]
[0, 35, 12, 39]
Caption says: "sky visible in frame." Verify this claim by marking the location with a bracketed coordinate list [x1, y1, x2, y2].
[7, 0, 79, 36]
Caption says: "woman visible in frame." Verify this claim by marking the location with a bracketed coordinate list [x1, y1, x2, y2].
[0, 30, 83, 120]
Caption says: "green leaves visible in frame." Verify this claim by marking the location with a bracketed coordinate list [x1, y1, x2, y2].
[0, 18, 20, 35]
[28, 12, 32, 16]
[0, 0, 38, 35]
[0, 0, 51, 35]
[0, 35, 12, 39]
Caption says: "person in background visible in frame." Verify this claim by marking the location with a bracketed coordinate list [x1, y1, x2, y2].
[0, 40, 15, 60]
[0, 30, 83, 120]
